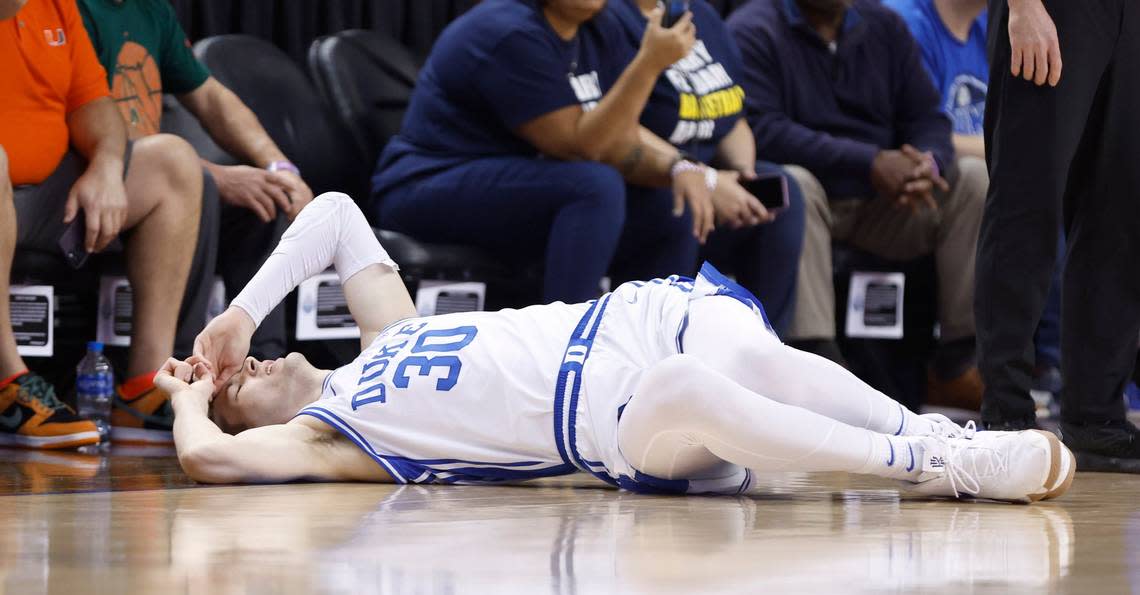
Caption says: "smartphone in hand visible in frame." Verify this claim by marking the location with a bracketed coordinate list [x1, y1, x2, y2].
[661, 0, 690, 27]
[741, 174, 790, 215]
[57, 213, 89, 269]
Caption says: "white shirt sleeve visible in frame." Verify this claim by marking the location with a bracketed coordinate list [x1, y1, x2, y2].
[229, 192, 398, 328]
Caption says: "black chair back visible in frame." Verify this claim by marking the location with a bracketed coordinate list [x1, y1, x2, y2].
[308, 29, 420, 170]
[192, 34, 370, 199]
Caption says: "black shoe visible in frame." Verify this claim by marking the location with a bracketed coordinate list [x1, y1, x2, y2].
[982, 418, 1040, 431]
[1058, 420, 1140, 473]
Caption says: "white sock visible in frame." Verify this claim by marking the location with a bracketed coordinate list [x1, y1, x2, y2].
[855, 435, 926, 481]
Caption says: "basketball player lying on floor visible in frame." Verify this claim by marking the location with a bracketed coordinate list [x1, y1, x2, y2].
[158, 193, 1075, 503]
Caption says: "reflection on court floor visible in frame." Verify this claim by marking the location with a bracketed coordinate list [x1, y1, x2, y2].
[0, 451, 1134, 594]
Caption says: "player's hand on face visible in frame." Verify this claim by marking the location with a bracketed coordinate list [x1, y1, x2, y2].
[272, 171, 314, 220]
[192, 307, 256, 391]
[672, 167, 716, 244]
[213, 164, 293, 224]
[64, 162, 128, 253]
[1008, 0, 1062, 86]
[711, 170, 772, 229]
[156, 357, 215, 402]
[639, 7, 697, 71]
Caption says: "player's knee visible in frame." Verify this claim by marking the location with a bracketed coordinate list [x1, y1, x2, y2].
[0, 144, 8, 181]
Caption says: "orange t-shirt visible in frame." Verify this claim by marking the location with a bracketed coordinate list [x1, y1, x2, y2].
[0, 0, 110, 185]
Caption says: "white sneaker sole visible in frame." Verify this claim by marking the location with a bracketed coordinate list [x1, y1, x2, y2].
[111, 426, 173, 444]
[1027, 430, 1072, 502]
[1042, 432, 1076, 500]
[0, 431, 100, 449]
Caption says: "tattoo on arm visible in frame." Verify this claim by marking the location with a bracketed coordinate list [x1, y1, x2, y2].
[619, 144, 645, 175]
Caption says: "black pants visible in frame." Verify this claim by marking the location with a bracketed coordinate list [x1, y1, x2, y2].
[978, 0, 1140, 423]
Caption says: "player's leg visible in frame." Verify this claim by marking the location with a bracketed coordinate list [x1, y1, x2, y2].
[618, 355, 1069, 502]
[121, 134, 202, 378]
[682, 296, 947, 438]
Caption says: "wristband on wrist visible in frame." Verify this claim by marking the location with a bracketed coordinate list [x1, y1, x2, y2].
[670, 158, 718, 192]
[267, 160, 300, 177]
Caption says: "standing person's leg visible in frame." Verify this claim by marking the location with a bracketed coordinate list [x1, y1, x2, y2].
[608, 185, 698, 285]
[119, 134, 202, 378]
[1033, 232, 1066, 374]
[781, 165, 843, 363]
[701, 162, 806, 337]
[976, 0, 1114, 428]
[0, 146, 20, 379]
[617, 354, 1069, 502]
[1058, 0, 1140, 468]
[375, 158, 626, 304]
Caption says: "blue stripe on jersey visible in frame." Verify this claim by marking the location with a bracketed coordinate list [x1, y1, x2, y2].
[295, 407, 412, 482]
[388, 457, 551, 467]
[296, 407, 577, 484]
[432, 464, 577, 482]
[617, 471, 691, 494]
[553, 294, 618, 487]
[695, 262, 775, 333]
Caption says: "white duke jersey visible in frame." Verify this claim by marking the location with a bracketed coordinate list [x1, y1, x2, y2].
[297, 263, 774, 492]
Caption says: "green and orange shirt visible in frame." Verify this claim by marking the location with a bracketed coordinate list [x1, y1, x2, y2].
[0, 0, 110, 185]
[78, 0, 209, 139]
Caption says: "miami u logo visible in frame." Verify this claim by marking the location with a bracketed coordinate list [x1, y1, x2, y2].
[43, 28, 66, 46]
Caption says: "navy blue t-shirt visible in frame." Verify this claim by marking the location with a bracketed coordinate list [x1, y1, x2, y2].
[884, 0, 988, 135]
[372, 0, 635, 198]
[611, 0, 747, 164]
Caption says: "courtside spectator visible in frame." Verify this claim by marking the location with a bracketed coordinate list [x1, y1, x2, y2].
[611, 0, 805, 335]
[728, 0, 988, 409]
[0, 0, 200, 446]
[883, 0, 987, 160]
[79, 0, 315, 362]
[370, 0, 716, 304]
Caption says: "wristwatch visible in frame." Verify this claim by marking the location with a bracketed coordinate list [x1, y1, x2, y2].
[267, 160, 300, 177]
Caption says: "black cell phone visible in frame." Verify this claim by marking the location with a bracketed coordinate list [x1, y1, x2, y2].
[661, 0, 690, 27]
[741, 173, 790, 214]
[57, 213, 89, 269]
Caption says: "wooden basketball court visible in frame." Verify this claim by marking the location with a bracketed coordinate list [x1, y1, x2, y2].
[0, 445, 1135, 593]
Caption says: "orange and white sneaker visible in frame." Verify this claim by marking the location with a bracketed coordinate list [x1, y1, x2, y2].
[111, 373, 173, 444]
[0, 372, 100, 449]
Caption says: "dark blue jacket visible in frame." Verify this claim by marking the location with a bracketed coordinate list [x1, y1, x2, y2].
[727, 0, 953, 199]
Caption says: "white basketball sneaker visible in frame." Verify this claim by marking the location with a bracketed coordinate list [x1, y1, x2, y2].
[919, 413, 976, 439]
[908, 430, 1069, 503]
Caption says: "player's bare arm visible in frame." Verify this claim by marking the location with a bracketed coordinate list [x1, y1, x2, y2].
[159, 357, 389, 484]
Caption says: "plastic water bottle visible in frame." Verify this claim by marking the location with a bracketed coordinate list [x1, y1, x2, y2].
[76, 341, 114, 447]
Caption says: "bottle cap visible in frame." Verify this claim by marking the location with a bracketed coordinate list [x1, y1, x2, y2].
[87, 341, 104, 353]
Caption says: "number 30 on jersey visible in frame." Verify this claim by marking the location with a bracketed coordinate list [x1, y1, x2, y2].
[351, 325, 478, 410]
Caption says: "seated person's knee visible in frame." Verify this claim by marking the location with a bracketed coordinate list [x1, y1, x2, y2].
[0, 144, 8, 182]
[135, 134, 202, 185]
[955, 155, 989, 200]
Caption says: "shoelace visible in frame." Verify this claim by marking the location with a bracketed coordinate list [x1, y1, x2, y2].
[16, 375, 68, 412]
[922, 413, 977, 440]
[938, 434, 1008, 497]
